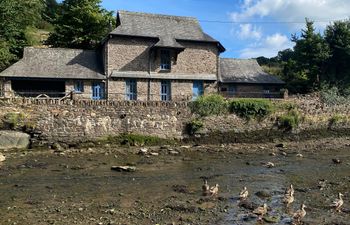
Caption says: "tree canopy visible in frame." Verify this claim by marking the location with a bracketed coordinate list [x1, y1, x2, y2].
[259, 19, 350, 94]
[46, 0, 114, 49]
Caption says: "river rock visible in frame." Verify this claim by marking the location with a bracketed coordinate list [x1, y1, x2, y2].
[255, 190, 272, 198]
[0, 153, 5, 162]
[111, 166, 136, 172]
[0, 131, 30, 150]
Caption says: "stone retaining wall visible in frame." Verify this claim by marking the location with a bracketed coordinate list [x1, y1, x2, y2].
[0, 95, 350, 146]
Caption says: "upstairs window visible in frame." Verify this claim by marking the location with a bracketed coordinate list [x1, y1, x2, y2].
[74, 81, 84, 93]
[160, 50, 171, 71]
[126, 79, 137, 101]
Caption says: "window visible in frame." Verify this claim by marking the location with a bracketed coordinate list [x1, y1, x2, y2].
[126, 79, 137, 100]
[160, 80, 171, 101]
[160, 50, 171, 70]
[228, 85, 236, 97]
[92, 82, 105, 100]
[192, 81, 204, 100]
[74, 81, 84, 93]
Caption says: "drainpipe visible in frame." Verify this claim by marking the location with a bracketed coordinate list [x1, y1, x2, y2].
[148, 46, 154, 101]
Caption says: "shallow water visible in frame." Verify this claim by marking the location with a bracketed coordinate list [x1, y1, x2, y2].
[0, 147, 349, 225]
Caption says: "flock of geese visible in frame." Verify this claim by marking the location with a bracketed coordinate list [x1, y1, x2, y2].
[202, 182, 345, 224]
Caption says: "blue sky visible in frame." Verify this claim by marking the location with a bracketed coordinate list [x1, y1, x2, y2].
[64, 0, 350, 58]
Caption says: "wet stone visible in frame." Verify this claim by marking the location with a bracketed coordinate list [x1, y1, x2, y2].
[111, 166, 136, 172]
[255, 190, 272, 198]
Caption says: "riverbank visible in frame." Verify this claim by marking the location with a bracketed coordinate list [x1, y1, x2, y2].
[1, 137, 350, 225]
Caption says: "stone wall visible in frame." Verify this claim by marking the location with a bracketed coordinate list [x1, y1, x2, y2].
[1, 96, 350, 146]
[0, 99, 191, 144]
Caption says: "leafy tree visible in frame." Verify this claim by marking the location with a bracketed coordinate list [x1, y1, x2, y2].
[325, 20, 350, 87]
[47, 0, 114, 49]
[0, 0, 45, 71]
[291, 19, 330, 90]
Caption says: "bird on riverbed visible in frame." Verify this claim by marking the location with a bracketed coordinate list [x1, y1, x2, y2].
[330, 192, 344, 212]
[283, 190, 294, 207]
[253, 203, 268, 221]
[285, 184, 294, 196]
[202, 180, 210, 196]
[239, 186, 249, 199]
[264, 162, 275, 168]
[293, 204, 307, 224]
[209, 184, 219, 196]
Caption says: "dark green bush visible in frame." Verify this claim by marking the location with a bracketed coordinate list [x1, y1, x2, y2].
[189, 94, 228, 117]
[186, 118, 204, 135]
[276, 110, 301, 131]
[229, 99, 274, 120]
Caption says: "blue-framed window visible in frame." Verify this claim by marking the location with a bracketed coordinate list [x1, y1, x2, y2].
[92, 82, 105, 100]
[126, 79, 137, 100]
[192, 80, 204, 100]
[160, 80, 171, 101]
[160, 50, 171, 70]
[228, 85, 236, 97]
[74, 81, 84, 93]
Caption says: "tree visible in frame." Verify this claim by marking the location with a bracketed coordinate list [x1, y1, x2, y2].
[0, 0, 45, 71]
[291, 19, 330, 90]
[325, 20, 350, 87]
[46, 0, 114, 49]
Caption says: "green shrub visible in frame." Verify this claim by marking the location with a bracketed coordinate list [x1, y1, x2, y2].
[229, 98, 274, 120]
[328, 114, 346, 128]
[105, 133, 174, 146]
[189, 94, 228, 117]
[2, 112, 26, 130]
[276, 110, 301, 131]
[320, 84, 349, 105]
[186, 118, 204, 135]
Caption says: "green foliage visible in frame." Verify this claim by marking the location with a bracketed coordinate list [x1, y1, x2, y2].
[328, 114, 346, 128]
[276, 110, 302, 131]
[2, 112, 26, 130]
[47, 0, 115, 49]
[229, 98, 274, 120]
[186, 119, 204, 135]
[105, 133, 175, 146]
[319, 84, 349, 105]
[0, 0, 46, 71]
[189, 94, 228, 117]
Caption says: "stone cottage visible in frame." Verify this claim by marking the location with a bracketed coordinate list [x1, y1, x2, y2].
[0, 10, 284, 100]
[219, 58, 284, 98]
[103, 10, 225, 101]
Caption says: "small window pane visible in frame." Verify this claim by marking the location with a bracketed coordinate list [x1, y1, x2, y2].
[160, 50, 171, 70]
[74, 81, 84, 93]
[126, 79, 137, 100]
[161, 80, 171, 101]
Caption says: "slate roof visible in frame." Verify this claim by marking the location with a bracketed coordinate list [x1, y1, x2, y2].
[219, 58, 285, 84]
[110, 11, 225, 52]
[0, 47, 105, 80]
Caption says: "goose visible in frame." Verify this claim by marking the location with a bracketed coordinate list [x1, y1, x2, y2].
[253, 203, 268, 221]
[202, 180, 210, 196]
[285, 184, 294, 196]
[209, 184, 219, 196]
[239, 186, 249, 199]
[331, 193, 344, 212]
[293, 204, 307, 223]
[283, 191, 294, 206]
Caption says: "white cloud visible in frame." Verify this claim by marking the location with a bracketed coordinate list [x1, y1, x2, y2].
[239, 33, 293, 58]
[237, 24, 262, 40]
[230, 0, 350, 30]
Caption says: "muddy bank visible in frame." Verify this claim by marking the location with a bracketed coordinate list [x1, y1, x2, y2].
[0, 138, 350, 225]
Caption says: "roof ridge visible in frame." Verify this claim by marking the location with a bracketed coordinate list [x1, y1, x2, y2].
[220, 58, 256, 61]
[25, 47, 96, 52]
[118, 10, 198, 21]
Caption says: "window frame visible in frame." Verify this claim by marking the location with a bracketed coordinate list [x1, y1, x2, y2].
[160, 80, 171, 101]
[74, 80, 84, 93]
[160, 50, 171, 71]
[125, 79, 137, 101]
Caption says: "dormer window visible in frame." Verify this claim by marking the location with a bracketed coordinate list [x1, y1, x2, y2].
[160, 50, 171, 71]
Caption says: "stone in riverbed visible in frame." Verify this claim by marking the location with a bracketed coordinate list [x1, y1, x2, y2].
[111, 166, 136, 172]
[255, 190, 272, 198]
[0, 153, 5, 162]
[0, 131, 30, 150]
